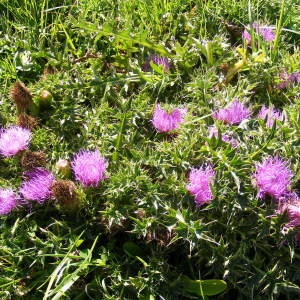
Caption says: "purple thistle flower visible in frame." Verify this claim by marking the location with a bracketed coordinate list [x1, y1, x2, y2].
[142, 55, 170, 72]
[207, 126, 237, 148]
[221, 135, 238, 148]
[280, 70, 288, 81]
[252, 22, 259, 30]
[242, 29, 252, 45]
[71, 149, 107, 187]
[186, 165, 215, 207]
[253, 156, 293, 200]
[258, 105, 284, 128]
[257, 27, 275, 42]
[152, 104, 186, 133]
[289, 72, 300, 84]
[277, 70, 290, 89]
[277, 80, 290, 89]
[20, 168, 55, 203]
[0, 126, 31, 157]
[207, 126, 220, 138]
[277, 70, 300, 89]
[278, 193, 300, 228]
[213, 100, 251, 125]
[0, 188, 17, 215]
[242, 23, 275, 44]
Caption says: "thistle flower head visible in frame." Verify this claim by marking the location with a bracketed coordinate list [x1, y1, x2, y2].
[10, 81, 33, 112]
[242, 23, 275, 44]
[186, 165, 215, 207]
[277, 70, 300, 89]
[253, 156, 293, 199]
[289, 72, 300, 84]
[143, 55, 170, 72]
[278, 193, 300, 228]
[258, 105, 284, 128]
[152, 104, 186, 133]
[207, 126, 238, 148]
[279, 70, 289, 80]
[71, 149, 108, 187]
[220, 134, 238, 148]
[257, 26, 275, 42]
[277, 70, 290, 89]
[0, 126, 31, 157]
[213, 100, 251, 125]
[20, 168, 55, 203]
[0, 188, 17, 215]
[242, 30, 251, 44]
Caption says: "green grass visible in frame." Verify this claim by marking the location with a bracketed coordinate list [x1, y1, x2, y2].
[0, 0, 300, 299]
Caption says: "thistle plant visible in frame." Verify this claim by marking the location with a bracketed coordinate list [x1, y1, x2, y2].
[0, 0, 299, 299]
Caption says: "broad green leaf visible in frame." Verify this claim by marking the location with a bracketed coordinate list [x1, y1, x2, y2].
[173, 275, 227, 296]
[123, 241, 144, 258]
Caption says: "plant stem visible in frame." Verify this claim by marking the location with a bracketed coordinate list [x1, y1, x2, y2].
[272, 0, 286, 60]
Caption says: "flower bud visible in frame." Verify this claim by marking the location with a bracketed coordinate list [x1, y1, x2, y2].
[55, 159, 71, 178]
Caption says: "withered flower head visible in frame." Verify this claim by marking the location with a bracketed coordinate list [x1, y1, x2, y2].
[43, 65, 57, 76]
[21, 150, 47, 170]
[52, 180, 78, 209]
[17, 113, 38, 130]
[145, 225, 174, 246]
[10, 81, 33, 112]
[135, 208, 146, 219]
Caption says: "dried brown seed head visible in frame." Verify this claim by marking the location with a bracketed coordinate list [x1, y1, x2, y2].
[21, 150, 47, 170]
[17, 113, 38, 130]
[52, 180, 78, 209]
[135, 208, 146, 219]
[10, 81, 33, 112]
[43, 65, 57, 76]
[145, 226, 174, 247]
